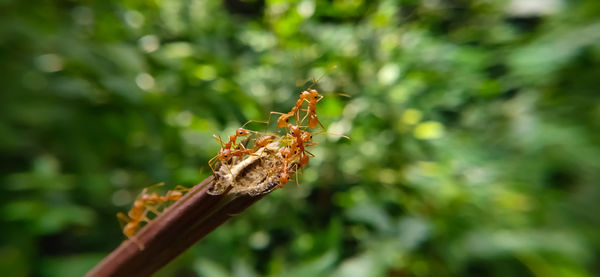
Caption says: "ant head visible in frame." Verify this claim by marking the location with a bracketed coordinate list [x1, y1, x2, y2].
[300, 90, 311, 100]
[309, 89, 319, 97]
[306, 89, 319, 98]
[213, 134, 226, 148]
[236, 128, 251, 137]
[300, 131, 312, 142]
[289, 125, 301, 137]
[218, 149, 232, 161]
[277, 114, 292, 128]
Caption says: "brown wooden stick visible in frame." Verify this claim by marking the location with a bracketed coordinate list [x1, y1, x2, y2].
[87, 142, 286, 277]
[85, 176, 266, 277]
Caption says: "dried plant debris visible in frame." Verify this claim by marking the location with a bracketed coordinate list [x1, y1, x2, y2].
[210, 142, 286, 196]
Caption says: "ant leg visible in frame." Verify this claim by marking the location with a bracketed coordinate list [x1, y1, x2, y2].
[295, 110, 301, 127]
[278, 134, 296, 146]
[305, 150, 316, 157]
[293, 99, 310, 126]
[144, 204, 161, 217]
[269, 111, 294, 130]
[140, 210, 152, 223]
[116, 212, 131, 229]
[301, 67, 334, 91]
[123, 211, 148, 250]
[252, 151, 269, 168]
[294, 101, 308, 126]
[267, 111, 286, 124]
[236, 142, 248, 151]
[213, 135, 226, 148]
[299, 109, 310, 126]
[315, 130, 350, 140]
[293, 163, 301, 187]
[240, 119, 270, 131]
[208, 156, 219, 175]
[316, 118, 326, 130]
[151, 182, 165, 188]
[174, 185, 190, 192]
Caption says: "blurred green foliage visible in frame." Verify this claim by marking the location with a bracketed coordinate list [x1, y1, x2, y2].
[1, 0, 600, 276]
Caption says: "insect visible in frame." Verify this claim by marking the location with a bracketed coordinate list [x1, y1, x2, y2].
[297, 131, 317, 167]
[272, 87, 322, 128]
[117, 184, 189, 249]
[253, 135, 274, 150]
[252, 134, 275, 163]
[296, 88, 325, 129]
[277, 145, 294, 186]
[150, 185, 189, 203]
[264, 111, 294, 129]
[117, 200, 148, 237]
[209, 70, 343, 189]
[223, 128, 253, 150]
[274, 123, 315, 187]
[116, 189, 154, 249]
[208, 127, 255, 176]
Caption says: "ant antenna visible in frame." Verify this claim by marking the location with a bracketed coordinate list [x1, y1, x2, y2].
[240, 120, 268, 135]
[313, 128, 351, 141]
[304, 64, 338, 90]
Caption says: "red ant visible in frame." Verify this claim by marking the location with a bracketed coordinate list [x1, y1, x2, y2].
[253, 135, 274, 151]
[297, 131, 317, 167]
[271, 88, 322, 128]
[117, 184, 190, 249]
[265, 78, 323, 129]
[223, 128, 252, 149]
[278, 145, 294, 186]
[117, 199, 149, 241]
[297, 88, 325, 129]
[141, 185, 189, 204]
[116, 186, 166, 249]
[208, 127, 254, 175]
[275, 124, 317, 186]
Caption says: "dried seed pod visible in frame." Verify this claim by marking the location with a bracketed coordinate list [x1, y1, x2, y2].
[209, 141, 300, 196]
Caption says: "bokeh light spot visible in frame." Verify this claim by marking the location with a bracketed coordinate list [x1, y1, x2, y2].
[402, 109, 422, 125]
[35, 54, 64, 73]
[414, 121, 444, 139]
[139, 35, 160, 53]
[136, 73, 155, 90]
